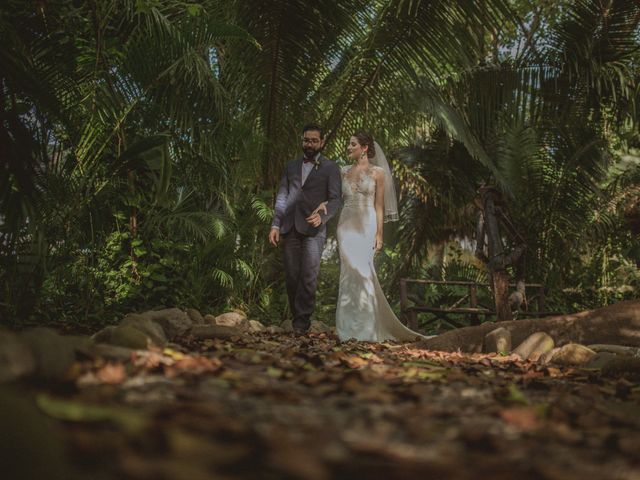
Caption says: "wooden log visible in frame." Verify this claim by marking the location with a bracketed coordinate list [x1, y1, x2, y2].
[413, 300, 640, 353]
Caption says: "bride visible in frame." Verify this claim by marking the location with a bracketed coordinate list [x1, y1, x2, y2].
[316, 132, 426, 342]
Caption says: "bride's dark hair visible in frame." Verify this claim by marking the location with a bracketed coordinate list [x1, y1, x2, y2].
[353, 131, 376, 158]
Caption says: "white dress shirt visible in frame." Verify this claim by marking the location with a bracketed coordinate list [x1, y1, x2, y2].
[301, 153, 318, 185]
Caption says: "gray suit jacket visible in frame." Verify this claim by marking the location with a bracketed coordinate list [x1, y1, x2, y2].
[271, 155, 342, 236]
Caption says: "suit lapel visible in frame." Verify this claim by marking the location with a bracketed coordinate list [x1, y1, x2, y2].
[303, 155, 325, 186]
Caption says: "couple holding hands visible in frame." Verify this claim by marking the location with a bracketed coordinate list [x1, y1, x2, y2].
[269, 124, 425, 342]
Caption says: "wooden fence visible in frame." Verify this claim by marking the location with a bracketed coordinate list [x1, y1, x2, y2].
[399, 279, 557, 330]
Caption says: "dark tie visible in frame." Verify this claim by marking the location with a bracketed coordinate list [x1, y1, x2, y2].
[304, 156, 316, 163]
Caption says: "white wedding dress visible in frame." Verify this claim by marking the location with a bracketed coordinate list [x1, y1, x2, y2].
[335, 165, 426, 342]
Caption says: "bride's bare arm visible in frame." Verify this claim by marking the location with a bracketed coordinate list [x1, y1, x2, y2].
[374, 169, 385, 252]
[312, 202, 328, 215]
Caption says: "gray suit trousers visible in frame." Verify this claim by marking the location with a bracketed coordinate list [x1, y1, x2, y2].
[282, 228, 326, 332]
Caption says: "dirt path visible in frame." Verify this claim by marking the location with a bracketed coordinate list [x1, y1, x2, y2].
[6, 332, 640, 480]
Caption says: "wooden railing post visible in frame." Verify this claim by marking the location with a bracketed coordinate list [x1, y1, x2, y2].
[399, 278, 418, 329]
[469, 283, 479, 325]
[469, 284, 478, 308]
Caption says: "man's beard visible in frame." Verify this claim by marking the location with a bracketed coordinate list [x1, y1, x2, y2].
[303, 146, 322, 158]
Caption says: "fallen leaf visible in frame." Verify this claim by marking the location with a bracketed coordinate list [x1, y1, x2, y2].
[500, 407, 541, 430]
[95, 363, 126, 385]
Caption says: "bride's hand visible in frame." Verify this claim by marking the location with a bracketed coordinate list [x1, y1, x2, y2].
[374, 235, 383, 253]
[312, 202, 328, 216]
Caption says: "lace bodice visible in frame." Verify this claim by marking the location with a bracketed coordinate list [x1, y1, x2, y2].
[341, 165, 382, 207]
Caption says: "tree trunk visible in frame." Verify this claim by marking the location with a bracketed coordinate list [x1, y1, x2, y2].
[492, 270, 513, 321]
[414, 300, 640, 353]
[481, 190, 512, 321]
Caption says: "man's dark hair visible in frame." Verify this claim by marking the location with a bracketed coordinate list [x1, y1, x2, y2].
[302, 123, 324, 139]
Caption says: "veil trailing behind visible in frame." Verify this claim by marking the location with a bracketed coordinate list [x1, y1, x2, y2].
[370, 141, 399, 222]
[335, 141, 427, 342]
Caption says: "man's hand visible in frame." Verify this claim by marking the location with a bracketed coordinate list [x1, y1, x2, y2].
[268, 227, 280, 246]
[306, 212, 322, 228]
[306, 202, 328, 228]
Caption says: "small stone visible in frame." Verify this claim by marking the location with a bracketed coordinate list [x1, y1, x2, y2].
[19, 328, 79, 380]
[513, 332, 554, 361]
[0, 329, 36, 382]
[109, 325, 151, 350]
[87, 343, 136, 361]
[0, 386, 70, 480]
[92, 326, 116, 344]
[618, 435, 640, 455]
[120, 314, 167, 347]
[310, 320, 331, 334]
[248, 320, 265, 332]
[186, 308, 205, 324]
[190, 325, 242, 340]
[539, 347, 561, 365]
[204, 314, 217, 325]
[587, 344, 640, 356]
[280, 319, 293, 332]
[601, 355, 640, 379]
[548, 343, 596, 366]
[483, 327, 512, 354]
[584, 352, 619, 369]
[215, 312, 249, 330]
[266, 326, 284, 334]
[140, 308, 192, 340]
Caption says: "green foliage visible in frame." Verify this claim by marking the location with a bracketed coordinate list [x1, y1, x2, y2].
[0, 0, 638, 328]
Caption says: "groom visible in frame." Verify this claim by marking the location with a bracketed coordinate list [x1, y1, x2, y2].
[268, 124, 342, 335]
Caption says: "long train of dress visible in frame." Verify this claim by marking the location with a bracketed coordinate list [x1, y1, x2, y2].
[335, 166, 426, 342]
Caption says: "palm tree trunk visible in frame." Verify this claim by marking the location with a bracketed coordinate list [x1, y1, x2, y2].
[481, 188, 513, 321]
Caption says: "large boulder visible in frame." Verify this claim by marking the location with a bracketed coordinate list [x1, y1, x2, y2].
[120, 314, 167, 347]
[140, 308, 193, 340]
[0, 329, 36, 382]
